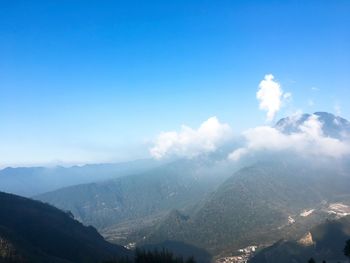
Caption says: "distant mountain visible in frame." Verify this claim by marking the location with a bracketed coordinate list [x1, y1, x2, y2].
[35, 159, 233, 230]
[0, 159, 161, 196]
[141, 160, 350, 255]
[276, 112, 350, 139]
[0, 191, 130, 263]
[249, 215, 350, 263]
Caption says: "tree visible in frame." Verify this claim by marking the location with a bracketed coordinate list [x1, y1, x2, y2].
[345, 239, 350, 259]
[185, 256, 196, 263]
[308, 258, 316, 263]
[103, 248, 197, 263]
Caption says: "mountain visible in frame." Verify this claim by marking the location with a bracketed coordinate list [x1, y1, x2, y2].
[249, 215, 350, 263]
[0, 159, 161, 196]
[276, 112, 350, 139]
[140, 159, 350, 256]
[137, 112, 350, 256]
[31, 112, 350, 258]
[0, 191, 130, 263]
[35, 158, 234, 230]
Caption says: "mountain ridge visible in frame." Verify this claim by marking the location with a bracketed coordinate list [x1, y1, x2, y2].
[249, 215, 350, 263]
[0, 159, 162, 196]
[0, 191, 130, 262]
[140, 159, 350, 255]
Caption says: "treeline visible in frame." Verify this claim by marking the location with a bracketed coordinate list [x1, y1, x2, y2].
[308, 239, 350, 263]
[105, 248, 196, 263]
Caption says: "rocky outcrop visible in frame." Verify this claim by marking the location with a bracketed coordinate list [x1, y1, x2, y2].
[297, 232, 314, 246]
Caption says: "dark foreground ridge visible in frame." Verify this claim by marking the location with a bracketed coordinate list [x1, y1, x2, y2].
[0, 191, 130, 263]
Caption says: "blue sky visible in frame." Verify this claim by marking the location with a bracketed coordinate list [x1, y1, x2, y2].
[0, 0, 349, 166]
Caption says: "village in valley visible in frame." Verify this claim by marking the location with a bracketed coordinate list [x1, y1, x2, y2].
[216, 246, 258, 263]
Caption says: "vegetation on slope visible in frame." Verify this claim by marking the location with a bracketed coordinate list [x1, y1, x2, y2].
[36, 159, 230, 229]
[142, 161, 350, 255]
[104, 249, 196, 263]
[0, 191, 129, 263]
[250, 215, 350, 263]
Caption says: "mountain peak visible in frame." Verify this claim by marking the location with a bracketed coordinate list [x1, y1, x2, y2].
[313, 111, 336, 117]
[275, 111, 350, 139]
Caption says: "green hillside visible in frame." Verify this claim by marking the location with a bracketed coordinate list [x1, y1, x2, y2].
[142, 161, 350, 255]
[36, 159, 231, 229]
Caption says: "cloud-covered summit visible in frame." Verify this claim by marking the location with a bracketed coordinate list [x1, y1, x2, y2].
[150, 75, 349, 162]
[229, 112, 350, 161]
[276, 111, 350, 139]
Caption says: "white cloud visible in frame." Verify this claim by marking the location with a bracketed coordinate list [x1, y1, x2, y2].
[228, 115, 350, 161]
[257, 74, 282, 121]
[257, 74, 291, 121]
[150, 117, 232, 159]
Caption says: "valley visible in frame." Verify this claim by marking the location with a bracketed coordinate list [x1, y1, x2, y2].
[2, 112, 350, 263]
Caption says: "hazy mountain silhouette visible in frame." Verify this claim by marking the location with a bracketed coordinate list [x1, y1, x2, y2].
[0, 159, 161, 196]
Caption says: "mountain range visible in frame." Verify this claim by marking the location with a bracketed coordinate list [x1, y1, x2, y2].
[4, 111, 350, 262]
[140, 160, 350, 256]
[35, 158, 234, 229]
[0, 159, 161, 196]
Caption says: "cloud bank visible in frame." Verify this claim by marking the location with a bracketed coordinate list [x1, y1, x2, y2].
[257, 74, 290, 121]
[150, 74, 349, 162]
[229, 114, 350, 161]
[150, 117, 232, 159]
